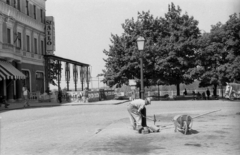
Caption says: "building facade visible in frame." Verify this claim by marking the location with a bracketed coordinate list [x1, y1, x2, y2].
[0, 0, 47, 101]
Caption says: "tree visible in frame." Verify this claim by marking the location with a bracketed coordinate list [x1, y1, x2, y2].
[101, 3, 201, 96]
[154, 3, 201, 95]
[101, 11, 161, 89]
[189, 13, 240, 95]
[48, 60, 62, 86]
[222, 13, 240, 82]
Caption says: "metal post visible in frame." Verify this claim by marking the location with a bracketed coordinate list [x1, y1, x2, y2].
[140, 51, 144, 99]
[66, 62, 69, 91]
[45, 57, 49, 92]
[98, 77, 99, 89]
[57, 60, 61, 92]
[75, 81, 77, 91]
[86, 66, 89, 89]
[73, 65, 77, 91]
[0, 116, 1, 152]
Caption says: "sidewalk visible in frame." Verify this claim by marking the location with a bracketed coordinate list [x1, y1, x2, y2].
[0, 99, 129, 111]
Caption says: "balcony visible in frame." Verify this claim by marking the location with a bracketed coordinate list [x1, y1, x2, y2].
[1, 44, 44, 62]
[22, 51, 43, 61]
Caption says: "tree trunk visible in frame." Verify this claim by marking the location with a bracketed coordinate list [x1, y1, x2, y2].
[176, 84, 180, 96]
[213, 84, 217, 96]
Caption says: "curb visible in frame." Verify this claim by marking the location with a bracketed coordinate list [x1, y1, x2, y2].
[0, 100, 129, 112]
[60, 100, 129, 106]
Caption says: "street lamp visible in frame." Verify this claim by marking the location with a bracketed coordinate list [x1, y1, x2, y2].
[137, 36, 145, 99]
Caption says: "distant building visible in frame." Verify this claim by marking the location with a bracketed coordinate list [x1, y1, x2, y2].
[0, 0, 48, 101]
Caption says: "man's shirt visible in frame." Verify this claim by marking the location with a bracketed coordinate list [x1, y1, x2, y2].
[130, 99, 146, 110]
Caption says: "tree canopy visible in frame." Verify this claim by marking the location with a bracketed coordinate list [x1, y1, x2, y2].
[189, 13, 240, 94]
[101, 3, 201, 95]
[101, 3, 240, 96]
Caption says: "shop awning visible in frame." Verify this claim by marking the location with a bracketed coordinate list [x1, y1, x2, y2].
[0, 61, 26, 80]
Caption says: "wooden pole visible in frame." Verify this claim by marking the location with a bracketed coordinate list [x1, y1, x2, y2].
[160, 109, 222, 128]
[192, 109, 221, 119]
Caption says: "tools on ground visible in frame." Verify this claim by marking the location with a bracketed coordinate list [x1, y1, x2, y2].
[137, 126, 160, 134]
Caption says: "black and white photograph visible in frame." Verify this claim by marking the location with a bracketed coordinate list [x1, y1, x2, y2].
[0, 0, 240, 154]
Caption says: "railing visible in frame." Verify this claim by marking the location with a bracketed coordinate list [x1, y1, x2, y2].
[58, 90, 115, 102]
[1, 44, 43, 61]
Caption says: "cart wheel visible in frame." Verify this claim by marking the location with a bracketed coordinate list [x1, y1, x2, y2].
[229, 93, 234, 101]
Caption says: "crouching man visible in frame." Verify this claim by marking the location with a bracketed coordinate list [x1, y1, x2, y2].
[127, 97, 151, 132]
[173, 115, 193, 134]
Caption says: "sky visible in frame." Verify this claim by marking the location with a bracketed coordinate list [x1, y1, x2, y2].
[46, 0, 240, 79]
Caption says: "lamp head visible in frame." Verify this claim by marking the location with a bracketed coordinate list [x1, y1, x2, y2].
[137, 36, 145, 51]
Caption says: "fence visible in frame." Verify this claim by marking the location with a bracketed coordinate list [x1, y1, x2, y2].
[29, 89, 115, 103]
[149, 89, 225, 98]
[124, 89, 226, 99]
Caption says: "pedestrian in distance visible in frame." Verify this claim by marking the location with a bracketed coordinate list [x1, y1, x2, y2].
[127, 97, 151, 132]
[0, 95, 9, 108]
[77, 91, 83, 102]
[192, 90, 196, 100]
[23, 87, 30, 107]
[82, 87, 89, 103]
[206, 88, 210, 100]
[183, 89, 188, 95]
[58, 89, 62, 103]
[131, 90, 136, 101]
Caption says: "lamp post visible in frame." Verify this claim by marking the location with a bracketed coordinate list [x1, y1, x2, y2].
[137, 36, 145, 99]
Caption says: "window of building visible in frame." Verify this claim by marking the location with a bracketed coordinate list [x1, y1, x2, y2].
[40, 9, 43, 23]
[36, 72, 43, 79]
[26, 35, 30, 52]
[35, 72, 44, 93]
[33, 5, 36, 19]
[7, 28, 11, 44]
[6, 0, 10, 5]
[13, 0, 16, 8]
[41, 40, 44, 55]
[34, 38, 37, 54]
[17, 0, 20, 11]
[17, 32, 21, 49]
[26, 0, 29, 16]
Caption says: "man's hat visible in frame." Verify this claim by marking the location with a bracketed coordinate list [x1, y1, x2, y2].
[146, 97, 151, 105]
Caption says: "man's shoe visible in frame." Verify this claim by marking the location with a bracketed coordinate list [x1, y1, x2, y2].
[136, 125, 143, 133]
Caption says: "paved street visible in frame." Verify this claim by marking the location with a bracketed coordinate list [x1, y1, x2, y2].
[1, 100, 240, 155]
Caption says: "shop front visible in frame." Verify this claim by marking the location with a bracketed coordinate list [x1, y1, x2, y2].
[0, 60, 25, 101]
